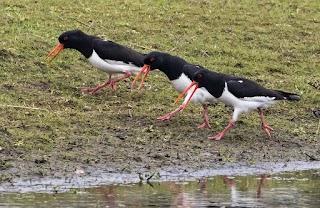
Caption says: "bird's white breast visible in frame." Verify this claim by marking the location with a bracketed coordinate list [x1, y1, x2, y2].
[87, 50, 142, 75]
[171, 73, 217, 104]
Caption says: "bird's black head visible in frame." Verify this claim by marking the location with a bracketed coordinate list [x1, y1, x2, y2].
[192, 68, 210, 88]
[182, 64, 203, 80]
[143, 51, 188, 81]
[46, 29, 96, 62]
[143, 51, 168, 71]
[58, 30, 88, 49]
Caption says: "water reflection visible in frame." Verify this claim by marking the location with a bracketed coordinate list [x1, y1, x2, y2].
[1, 170, 320, 207]
[221, 174, 271, 207]
[97, 186, 116, 207]
[163, 179, 207, 207]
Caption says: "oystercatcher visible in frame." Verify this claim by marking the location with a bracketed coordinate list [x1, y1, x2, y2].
[46, 30, 144, 93]
[132, 52, 217, 128]
[175, 66, 300, 140]
[312, 109, 320, 117]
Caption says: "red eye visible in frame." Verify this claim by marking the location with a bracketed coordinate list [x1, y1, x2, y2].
[150, 57, 155, 62]
[197, 73, 203, 79]
[63, 36, 69, 41]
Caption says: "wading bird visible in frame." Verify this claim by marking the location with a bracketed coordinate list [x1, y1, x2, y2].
[175, 65, 300, 140]
[132, 52, 217, 128]
[46, 30, 144, 93]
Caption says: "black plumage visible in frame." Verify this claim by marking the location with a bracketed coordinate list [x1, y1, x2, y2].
[47, 29, 145, 93]
[133, 52, 217, 128]
[177, 66, 300, 140]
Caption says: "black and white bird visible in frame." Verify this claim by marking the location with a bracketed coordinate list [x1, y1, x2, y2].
[132, 51, 217, 128]
[176, 65, 300, 140]
[46, 30, 144, 93]
[312, 109, 320, 118]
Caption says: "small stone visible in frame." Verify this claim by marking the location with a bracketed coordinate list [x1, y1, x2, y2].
[75, 166, 85, 175]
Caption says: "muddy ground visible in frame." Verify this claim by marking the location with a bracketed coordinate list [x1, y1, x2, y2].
[1, 0, 320, 186]
[1, 103, 319, 183]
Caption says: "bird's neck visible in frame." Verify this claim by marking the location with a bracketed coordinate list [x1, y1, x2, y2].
[76, 35, 97, 58]
[203, 72, 226, 98]
[162, 57, 187, 81]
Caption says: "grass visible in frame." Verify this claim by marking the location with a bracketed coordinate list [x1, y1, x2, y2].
[0, 0, 319, 179]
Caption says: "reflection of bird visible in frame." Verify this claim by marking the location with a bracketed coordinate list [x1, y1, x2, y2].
[312, 109, 320, 117]
[165, 179, 207, 208]
[97, 186, 116, 207]
[132, 52, 217, 128]
[176, 66, 300, 140]
[165, 181, 193, 208]
[223, 176, 238, 204]
[256, 174, 270, 198]
[46, 30, 144, 93]
[223, 174, 271, 206]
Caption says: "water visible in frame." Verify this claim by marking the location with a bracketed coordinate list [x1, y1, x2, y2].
[1, 162, 320, 207]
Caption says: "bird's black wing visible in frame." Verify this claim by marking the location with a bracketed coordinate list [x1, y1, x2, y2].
[93, 40, 145, 67]
[225, 77, 283, 100]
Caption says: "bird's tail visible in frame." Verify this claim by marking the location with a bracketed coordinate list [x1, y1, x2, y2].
[273, 90, 300, 101]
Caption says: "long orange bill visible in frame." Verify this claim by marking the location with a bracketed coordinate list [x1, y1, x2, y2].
[45, 43, 64, 63]
[131, 64, 151, 90]
[174, 81, 198, 110]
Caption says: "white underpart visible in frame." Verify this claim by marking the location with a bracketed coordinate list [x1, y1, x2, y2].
[87, 50, 142, 76]
[171, 73, 217, 104]
[220, 82, 279, 121]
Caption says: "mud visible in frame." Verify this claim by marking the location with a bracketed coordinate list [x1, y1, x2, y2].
[1, 161, 319, 193]
[1, 116, 319, 187]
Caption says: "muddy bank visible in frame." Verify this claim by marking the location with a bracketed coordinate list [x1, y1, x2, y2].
[1, 119, 319, 185]
[1, 161, 320, 193]
[1, 0, 320, 196]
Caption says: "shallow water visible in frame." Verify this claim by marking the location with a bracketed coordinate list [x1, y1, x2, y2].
[1, 162, 320, 207]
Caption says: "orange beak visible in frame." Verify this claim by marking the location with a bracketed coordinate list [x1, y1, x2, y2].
[131, 64, 151, 90]
[174, 81, 198, 110]
[45, 43, 64, 63]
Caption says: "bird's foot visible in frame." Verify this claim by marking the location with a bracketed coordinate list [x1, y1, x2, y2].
[208, 119, 234, 140]
[157, 114, 172, 121]
[156, 105, 184, 121]
[81, 80, 111, 94]
[109, 81, 117, 92]
[208, 132, 224, 141]
[262, 124, 273, 138]
[198, 120, 211, 129]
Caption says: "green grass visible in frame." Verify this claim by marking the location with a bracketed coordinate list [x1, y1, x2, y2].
[0, 0, 319, 178]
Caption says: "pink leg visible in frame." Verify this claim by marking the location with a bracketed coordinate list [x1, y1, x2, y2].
[223, 176, 234, 189]
[198, 104, 211, 128]
[81, 71, 131, 93]
[157, 104, 184, 121]
[81, 75, 112, 94]
[108, 71, 131, 92]
[258, 108, 273, 138]
[208, 119, 235, 140]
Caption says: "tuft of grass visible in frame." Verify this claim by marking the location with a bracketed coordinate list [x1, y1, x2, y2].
[0, 0, 319, 178]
